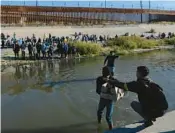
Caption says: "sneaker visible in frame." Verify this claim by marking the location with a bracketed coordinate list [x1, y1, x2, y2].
[108, 123, 113, 130]
[144, 121, 153, 128]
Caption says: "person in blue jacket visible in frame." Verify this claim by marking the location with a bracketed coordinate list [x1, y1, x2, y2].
[41, 42, 47, 59]
[63, 42, 69, 58]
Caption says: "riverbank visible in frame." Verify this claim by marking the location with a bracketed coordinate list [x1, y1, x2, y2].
[1, 24, 175, 66]
[1, 45, 175, 67]
[105, 110, 175, 133]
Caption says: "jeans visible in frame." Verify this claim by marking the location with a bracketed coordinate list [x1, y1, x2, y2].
[97, 98, 114, 126]
[107, 66, 115, 76]
[131, 101, 164, 121]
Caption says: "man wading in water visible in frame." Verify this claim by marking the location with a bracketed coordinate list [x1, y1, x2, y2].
[104, 51, 119, 76]
[106, 66, 168, 127]
[96, 66, 124, 130]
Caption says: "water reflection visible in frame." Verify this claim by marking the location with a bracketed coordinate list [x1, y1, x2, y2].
[2, 50, 175, 96]
[2, 57, 101, 95]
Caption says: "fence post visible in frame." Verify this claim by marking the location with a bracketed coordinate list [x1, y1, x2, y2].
[140, 0, 143, 23]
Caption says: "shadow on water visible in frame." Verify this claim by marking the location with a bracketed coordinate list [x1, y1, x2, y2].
[105, 126, 145, 133]
[43, 78, 96, 87]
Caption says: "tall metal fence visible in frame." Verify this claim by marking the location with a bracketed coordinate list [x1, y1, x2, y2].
[1, 5, 175, 26]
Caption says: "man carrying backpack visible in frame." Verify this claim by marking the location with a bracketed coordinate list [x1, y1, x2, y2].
[106, 66, 168, 127]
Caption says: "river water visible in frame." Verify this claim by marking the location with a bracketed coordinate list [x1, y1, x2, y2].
[1, 49, 175, 133]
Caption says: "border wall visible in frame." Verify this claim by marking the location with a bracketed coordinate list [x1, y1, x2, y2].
[1, 6, 175, 26]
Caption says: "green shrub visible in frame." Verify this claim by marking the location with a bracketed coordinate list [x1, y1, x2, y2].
[163, 37, 175, 45]
[70, 41, 102, 55]
[107, 36, 158, 50]
[145, 28, 156, 33]
[113, 47, 130, 55]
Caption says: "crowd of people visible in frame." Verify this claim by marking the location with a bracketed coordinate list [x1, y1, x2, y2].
[1, 33, 79, 60]
[1, 31, 174, 60]
[1, 32, 108, 60]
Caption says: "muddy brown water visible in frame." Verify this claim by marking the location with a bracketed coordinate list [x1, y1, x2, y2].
[1, 49, 175, 133]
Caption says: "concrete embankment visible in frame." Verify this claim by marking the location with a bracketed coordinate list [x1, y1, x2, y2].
[105, 110, 175, 133]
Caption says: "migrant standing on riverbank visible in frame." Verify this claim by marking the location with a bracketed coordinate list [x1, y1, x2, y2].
[106, 66, 168, 127]
[36, 42, 42, 59]
[104, 51, 119, 76]
[28, 42, 33, 59]
[48, 44, 54, 58]
[21, 41, 26, 60]
[33, 44, 37, 60]
[96, 66, 124, 130]
[63, 39, 69, 58]
[41, 42, 47, 59]
[72, 45, 77, 57]
[13, 43, 20, 59]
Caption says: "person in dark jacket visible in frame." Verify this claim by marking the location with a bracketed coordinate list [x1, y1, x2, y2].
[104, 51, 119, 76]
[28, 42, 33, 59]
[106, 66, 167, 127]
[1, 39, 5, 48]
[72, 45, 77, 57]
[13, 43, 20, 59]
[36, 42, 42, 59]
[96, 66, 115, 130]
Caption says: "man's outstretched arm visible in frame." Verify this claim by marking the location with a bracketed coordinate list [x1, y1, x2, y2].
[115, 55, 119, 59]
[108, 79, 139, 93]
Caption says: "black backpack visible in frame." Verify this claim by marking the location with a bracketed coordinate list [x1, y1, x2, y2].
[147, 82, 168, 111]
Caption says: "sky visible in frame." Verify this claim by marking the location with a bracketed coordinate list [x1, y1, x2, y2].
[1, 1, 175, 10]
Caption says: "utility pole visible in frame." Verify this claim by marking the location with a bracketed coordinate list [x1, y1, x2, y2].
[105, 0, 106, 8]
[36, 0, 38, 7]
[149, 0, 151, 22]
[52, 1, 54, 6]
[36, 0, 38, 25]
[140, 0, 143, 23]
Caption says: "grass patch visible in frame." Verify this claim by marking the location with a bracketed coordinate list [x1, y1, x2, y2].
[163, 37, 175, 45]
[70, 41, 103, 56]
[107, 36, 159, 50]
